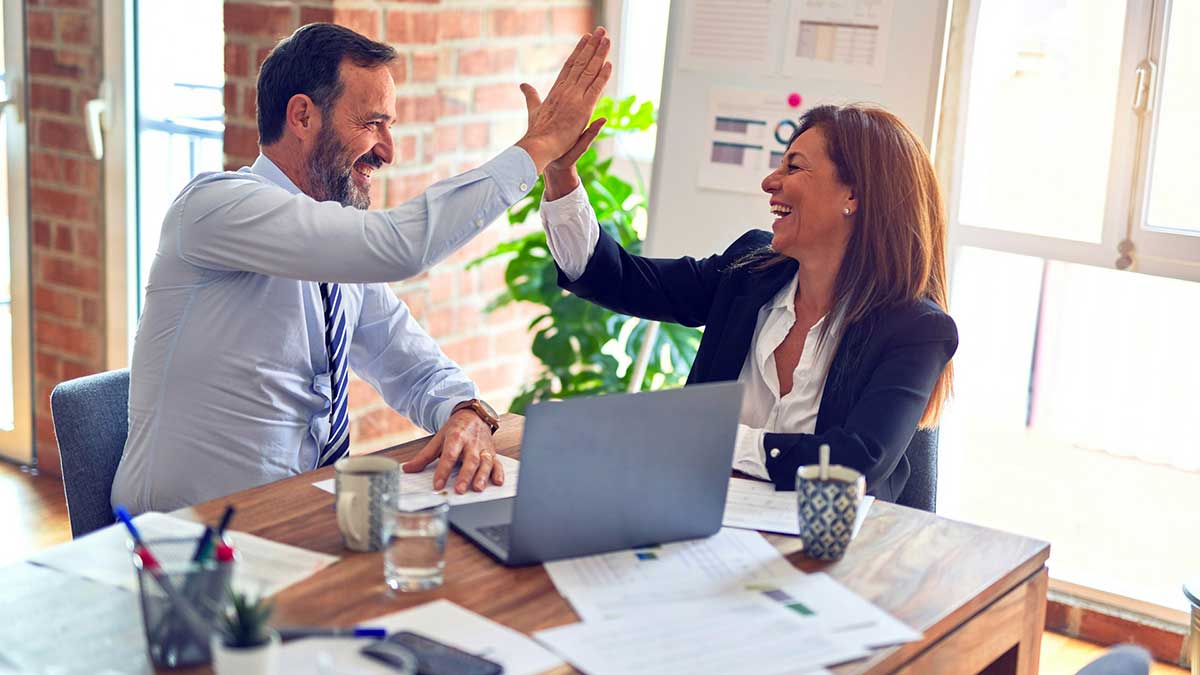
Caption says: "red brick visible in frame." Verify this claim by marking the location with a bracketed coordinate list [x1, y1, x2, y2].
[255, 47, 272, 71]
[425, 305, 454, 336]
[351, 407, 418, 444]
[520, 43, 575, 74]
[462, 122, 489, 150]
[31, 82, 73, 114]
[551, 6, 592, 35]
[36, 352, 62, 380]
[36, 319, 100, 359]
[33, 220, 52, 248]
[331, 8, 381, 40]
[75, 226, 99, 258]
[412, 52, 438, 82]
[39, 255, 100, 291]
[432, 124, 458, 154]
[489, 9, 546, 37]
[62, 157, 100, 192]
[458, 47, 517, 76]
[81, 298, 100, 324]
[438, 87, 470, 117]
[32, 186, 92, 221]
[224, 124, 260, 158]
[493, 325, 534, 357]
[438, 10, 482, 40]
[57, 11, 92, 45]
[35, 286, 81, 321]
[348, 378, 380, 409]
[243, 84, 258, 119]
[28, 10, 55, 43]
[385, 11, 437, 45]
[299, 6, 334, 26]
[1076, 609, 1185, 663]
[443, 335, 489, 365]
[387, 58, 407, 85]
[30, 152, 62, 183]
[394, 95, 439, 125]
[395, 134, 418, 164]
[225, 43, 249, 78]
[386, 171, 436, 205]
[29, 46, 82, 79]
[465, 364, 515, 394]
[474, 83, 524, 113]
[225, 84, 238, 117]
[53, 224, 73, 252]
[36, 118, 91, 154]
[39, 0, 90, 9]
[61, 358, 95, 383]
[224, 3, 297, 40]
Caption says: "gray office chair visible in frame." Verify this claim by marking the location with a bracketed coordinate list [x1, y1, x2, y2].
[895, 428, 937, 513]
[1076, 645, 1151, 675]
[50, 369, 130, 538]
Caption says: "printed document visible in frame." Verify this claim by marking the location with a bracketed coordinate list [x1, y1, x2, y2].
[312, 454, 519, 510]
[724, 477, 875, 539]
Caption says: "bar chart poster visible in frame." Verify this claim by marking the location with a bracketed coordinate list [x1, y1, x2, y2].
[698, 88, 824, 195]
[782, 0, 896, 83]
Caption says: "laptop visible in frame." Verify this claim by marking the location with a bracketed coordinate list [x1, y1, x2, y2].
[449, 381, 744, 566]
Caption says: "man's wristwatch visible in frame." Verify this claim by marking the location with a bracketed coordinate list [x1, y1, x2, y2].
[452, 398, 500, 434]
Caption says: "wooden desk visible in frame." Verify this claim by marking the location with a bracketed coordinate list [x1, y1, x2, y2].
[179, 414, 1050, 674]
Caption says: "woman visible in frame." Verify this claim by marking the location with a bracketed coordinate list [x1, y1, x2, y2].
[539, 104, 957, 503]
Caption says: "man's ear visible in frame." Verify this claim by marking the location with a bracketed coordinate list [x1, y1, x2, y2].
[284, 93, 320, 142]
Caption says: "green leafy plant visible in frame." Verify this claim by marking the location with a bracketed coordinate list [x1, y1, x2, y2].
[220, 588, 275, 648]
[470, 96, 702, 413]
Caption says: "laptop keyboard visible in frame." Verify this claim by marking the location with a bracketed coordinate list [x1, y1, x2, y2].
[477, 523, 511, 551]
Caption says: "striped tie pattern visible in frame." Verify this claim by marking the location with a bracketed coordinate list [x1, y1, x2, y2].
[318, 282, 350, 467]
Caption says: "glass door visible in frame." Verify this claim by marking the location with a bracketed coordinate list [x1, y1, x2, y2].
[0, 0, 33, 464]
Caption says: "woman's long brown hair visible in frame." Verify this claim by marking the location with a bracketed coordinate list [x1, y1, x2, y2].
[748, 104, 953, 427]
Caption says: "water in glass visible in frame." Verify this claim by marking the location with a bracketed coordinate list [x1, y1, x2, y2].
[384, 499, 448, 593]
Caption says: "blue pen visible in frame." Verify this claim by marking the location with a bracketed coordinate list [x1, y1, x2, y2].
[114, 505, 144, 546]
[277, 626, 387, 641]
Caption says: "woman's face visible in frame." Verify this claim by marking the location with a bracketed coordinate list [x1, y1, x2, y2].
[760, 127, 855, 259]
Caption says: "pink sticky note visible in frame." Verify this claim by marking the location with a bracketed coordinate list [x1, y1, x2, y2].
[787, 93, 802, 108]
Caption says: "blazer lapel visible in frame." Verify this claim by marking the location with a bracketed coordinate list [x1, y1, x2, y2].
[701, 261, 797, 382]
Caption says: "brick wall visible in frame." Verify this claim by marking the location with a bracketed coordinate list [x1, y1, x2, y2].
[224, 0, 593, 451]
[27, 0, 107, 476]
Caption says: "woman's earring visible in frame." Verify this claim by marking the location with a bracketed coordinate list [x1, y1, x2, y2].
[843, 207, 851, 216]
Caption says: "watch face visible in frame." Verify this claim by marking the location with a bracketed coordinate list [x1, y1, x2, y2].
[477, 399, 498, 419]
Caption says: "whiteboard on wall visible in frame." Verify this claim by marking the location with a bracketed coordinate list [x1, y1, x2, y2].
[644, 0, 952, 259]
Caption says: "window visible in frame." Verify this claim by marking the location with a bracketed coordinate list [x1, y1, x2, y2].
[613, 0, 670, 162]
[940, 0, 1200, 615]
[0, 0, 32, 463]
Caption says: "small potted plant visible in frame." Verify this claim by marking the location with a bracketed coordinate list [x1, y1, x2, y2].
[211, 588, 279, 675]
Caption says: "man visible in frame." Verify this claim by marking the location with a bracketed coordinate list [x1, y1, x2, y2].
[111, 23, 611, 513]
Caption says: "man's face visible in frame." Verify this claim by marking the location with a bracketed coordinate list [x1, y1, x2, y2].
[305, 61, 396, 209]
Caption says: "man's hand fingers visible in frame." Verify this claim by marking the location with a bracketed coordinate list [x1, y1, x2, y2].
[402, 434, 442, 473]
[432, 433, 464, 491]
[580, 35, 611, 88]
[520, 83, 542, 118]
[585, 61, 614, 104]
[560, 118, 606, 166]
[568, 27, 605, 84]
[491, 456, 505, 486]
[472, 453, 494, 492]
[551, 33, 590, 90]
[455, 445, 482, 495]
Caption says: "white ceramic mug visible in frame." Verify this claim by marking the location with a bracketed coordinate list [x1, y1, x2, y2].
[334, 456, 399, 552]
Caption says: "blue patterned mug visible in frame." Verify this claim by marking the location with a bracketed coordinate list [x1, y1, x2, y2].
[795, 464, 865, 561]
[334, 456, 400, 551]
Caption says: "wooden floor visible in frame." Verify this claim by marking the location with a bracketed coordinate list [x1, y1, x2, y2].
[0, 461, 1188, 674]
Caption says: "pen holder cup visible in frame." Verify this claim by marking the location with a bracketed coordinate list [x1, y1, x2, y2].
[132, 537, 233, 669]
[795, 465, 865, 561]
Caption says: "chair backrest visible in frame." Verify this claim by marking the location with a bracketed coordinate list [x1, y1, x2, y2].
[896, 428, 938, 512]
[50, 369, 130, 538]
[1076, 645, 1151, 675]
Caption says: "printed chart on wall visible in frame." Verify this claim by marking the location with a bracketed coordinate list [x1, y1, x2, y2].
[678, 0, 779, 74]
[783, 0, 896, 83]
[699, 88, 826, 195]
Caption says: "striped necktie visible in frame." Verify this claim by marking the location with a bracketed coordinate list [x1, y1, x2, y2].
[318, 282, 350, 467]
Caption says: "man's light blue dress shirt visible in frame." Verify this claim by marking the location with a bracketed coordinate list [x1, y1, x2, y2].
[111, 147, 537, 513]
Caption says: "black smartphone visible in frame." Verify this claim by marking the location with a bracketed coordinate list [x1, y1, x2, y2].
[361, 631, 504, 675]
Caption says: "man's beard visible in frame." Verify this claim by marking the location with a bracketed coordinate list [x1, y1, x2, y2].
[306, 123, 379, 210]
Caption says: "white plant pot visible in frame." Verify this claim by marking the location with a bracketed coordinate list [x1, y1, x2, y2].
[211, 630, 280, 675]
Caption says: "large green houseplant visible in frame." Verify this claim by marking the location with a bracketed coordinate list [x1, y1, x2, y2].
[470, 96, 702, 413]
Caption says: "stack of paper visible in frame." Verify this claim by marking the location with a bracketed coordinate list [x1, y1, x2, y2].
[313, 455, 519, 510]
[537, 528, 920, 674]
[277, 600, 562, 675]
[724, 477, 875, 538]
[27, 511, 337, 597]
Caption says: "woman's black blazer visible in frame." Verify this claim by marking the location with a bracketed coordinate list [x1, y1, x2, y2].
[558, 228, 959, 502]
